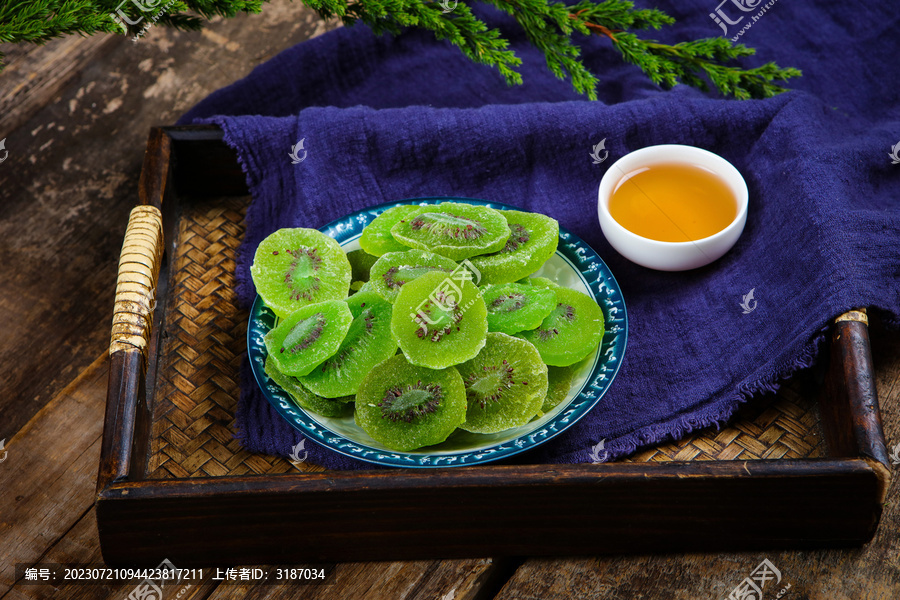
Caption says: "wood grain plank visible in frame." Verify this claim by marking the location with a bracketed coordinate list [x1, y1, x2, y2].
[204, 559, 498, 600]
[0, 0, 340, 443]
[494, 321, 900, 600]
[0, 353, 108, 596]
[95, 459, 882, 565]
[4, 507, 221, 600]
[1, 352, 498, 599]
[5, 509, 497, 600]
[0, 353, 221, 600]
[0, 35, 122, 136]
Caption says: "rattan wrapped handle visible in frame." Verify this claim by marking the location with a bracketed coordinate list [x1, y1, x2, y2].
[110, 205, 164, 356]
[835, 308, 868, 326]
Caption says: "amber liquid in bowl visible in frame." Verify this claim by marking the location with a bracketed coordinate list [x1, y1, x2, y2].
[609, 163, 737, 243]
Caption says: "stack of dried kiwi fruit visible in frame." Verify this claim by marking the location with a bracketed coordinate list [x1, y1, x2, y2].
[251, 202, 604, 452]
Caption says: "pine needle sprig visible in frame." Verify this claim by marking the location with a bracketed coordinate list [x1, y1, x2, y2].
[0, 0, 801, 101]
[613, 34, 802, 99]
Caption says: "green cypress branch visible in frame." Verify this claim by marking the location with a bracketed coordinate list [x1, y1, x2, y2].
[0, 0, 800, 100]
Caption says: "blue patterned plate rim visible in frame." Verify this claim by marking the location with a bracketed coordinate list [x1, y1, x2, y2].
[247, 197, 628, 468]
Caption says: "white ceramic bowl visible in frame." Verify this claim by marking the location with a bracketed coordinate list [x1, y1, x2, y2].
[597, 144, 748, 271]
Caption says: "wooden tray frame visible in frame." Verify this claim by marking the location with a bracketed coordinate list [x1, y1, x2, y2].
[96, 125, 892, 566]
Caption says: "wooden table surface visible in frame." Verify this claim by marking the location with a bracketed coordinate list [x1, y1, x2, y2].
[1, 3, 898, 598]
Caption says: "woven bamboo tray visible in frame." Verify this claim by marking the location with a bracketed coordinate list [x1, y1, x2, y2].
[96, 125, 891, 566]
[145, 193, 825, 479]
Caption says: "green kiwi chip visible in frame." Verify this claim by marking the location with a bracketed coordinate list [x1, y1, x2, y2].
[265, 300, 354, 376]
[251, 227, 352, 318]
[368, 249, 459, 303]
[470, 210, 559, 284]
[354, 280, 379, 296]
[264, 356, 353, 418]
[480, 282, 556, 335]
[390, 203, 510, 261]
[391, 270, 488, 369]
[253, 203, 613, 454]
[347, 249, 379, 284]
[354, 354, 467, 451]
[542, 365, 575, 413]
[298, 291, 397, 398]
[516, 287, 604, 367]
[457, 332, 548, 434]
[520, 276, 560, 289]
[359, 205, 420, 256]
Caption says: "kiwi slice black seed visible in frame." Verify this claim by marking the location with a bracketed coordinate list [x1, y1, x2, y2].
[389, 203, 510, 261]
[251, 228, 352, 318]
[264, 300, 354, 376]
[457, 332, 548, 433]
[470, 210, 559, 284]
[480, 282, 557, 335]
[516, 287, 604, 367]
[368, 249, 458, 302]
[354, 354, 467, 451]
[298, 291, 397, 397]
[391, 270, 488, 369]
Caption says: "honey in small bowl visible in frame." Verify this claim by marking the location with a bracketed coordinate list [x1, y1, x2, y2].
[608, 163, 737, 243]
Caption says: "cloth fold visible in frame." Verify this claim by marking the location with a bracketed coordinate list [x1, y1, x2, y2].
[180, 1, 900, 470]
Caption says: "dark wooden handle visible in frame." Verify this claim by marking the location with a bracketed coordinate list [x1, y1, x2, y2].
[820, 308, 891, 502]
[99, 205, 163, 490]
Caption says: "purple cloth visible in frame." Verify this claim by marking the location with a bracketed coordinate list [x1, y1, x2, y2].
[179, 2, 900, 469]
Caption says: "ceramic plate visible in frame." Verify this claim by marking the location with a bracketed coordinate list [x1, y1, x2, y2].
[248, 197, 627, 467]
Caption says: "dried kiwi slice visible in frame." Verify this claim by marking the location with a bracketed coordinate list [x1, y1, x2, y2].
[390, 203, 510, 261]
[251, 228, 352, 318]
[265, 300, 353, 376]
[516, 288, 604, 367]
[457, 333, 548, 434]
[391, 270, 488, 369]
[470, 210, 559, 284]
[359, 204, 420, 256]
[368, 249, 458, 303]
[355, 280, 379, 296]
[520, 276, 560, 289]
[264, 356, 353, 418]
[298, 291, 397, 398]
[354, 354, 467, 451]
[347, 249, 379, 284]
[481, 282, 556, 335]
[542, 365, 575, 413]
[348, 249, 378, 294]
